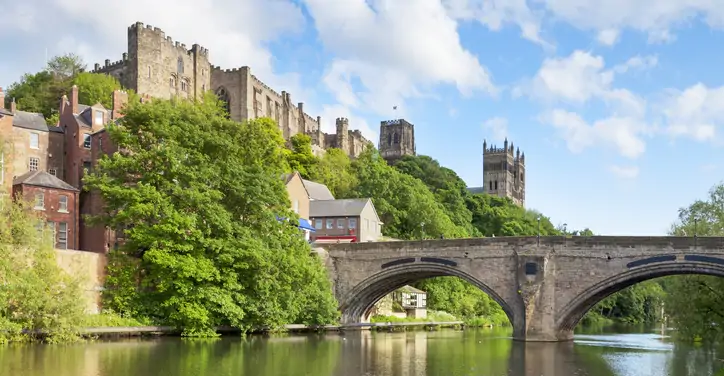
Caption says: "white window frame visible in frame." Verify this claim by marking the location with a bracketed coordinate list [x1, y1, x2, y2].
[314, 219, 322, 229]
[349, 218, 357, 229]
[83, 134, 92, 149]
[29, 157, 39, 171]
[58, 222, 68, 250]
[34, 192, 45, 210]
[337, 219, 345, 229]
[94, 111, 104, 125]
[58, 195, 68, 212]
[29, 133, 39, 149]
[48, 168, 57, 177]
[326, 219, 334, 229]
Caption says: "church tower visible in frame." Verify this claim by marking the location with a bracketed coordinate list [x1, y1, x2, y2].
[482, 138, 525, 206]
[378, 118, 416, 163]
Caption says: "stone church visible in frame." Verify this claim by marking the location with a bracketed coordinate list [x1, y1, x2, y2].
[91, 21, 371, 157]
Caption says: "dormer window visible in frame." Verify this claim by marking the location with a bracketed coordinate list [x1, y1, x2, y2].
[94, 110, 104, 125]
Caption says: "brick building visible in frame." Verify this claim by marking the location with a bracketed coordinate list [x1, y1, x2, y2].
[12, 170, 80, 249]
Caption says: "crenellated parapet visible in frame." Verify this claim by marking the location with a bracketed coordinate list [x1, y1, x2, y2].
[128, 21, 209, 57]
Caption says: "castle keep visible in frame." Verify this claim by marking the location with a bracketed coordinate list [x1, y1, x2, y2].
[467, 138, 526, 206]
[91, 22, 370, 158]
[378, 118, 416, 163]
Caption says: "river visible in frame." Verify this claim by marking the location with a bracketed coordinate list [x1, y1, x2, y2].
[1, 326, 723, 376]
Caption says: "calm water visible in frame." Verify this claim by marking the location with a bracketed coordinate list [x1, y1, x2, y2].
[1, 327, 723, 376]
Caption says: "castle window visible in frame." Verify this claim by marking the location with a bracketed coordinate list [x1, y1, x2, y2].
[169, 77, 175, 88]
[393, 132, 400, 144]
[181, 80, 187, 92]
[494, 180, 498, 190]
[177, 57, 184, 74]
[387, 133, 392, 145]
[521, 172, 524, 181]
[489, 181, 492, 190]
[147, 66, 151, 78]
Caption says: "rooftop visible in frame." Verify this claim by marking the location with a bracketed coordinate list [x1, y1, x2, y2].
[13, 170, 79, 191]
[310, 198, 371, 217]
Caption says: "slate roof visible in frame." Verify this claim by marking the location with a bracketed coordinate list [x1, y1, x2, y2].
[0, 108, 12, 116]
[302, 179, 335, 201]
[466, 186, 486, 195]
[310, 198, 371, 217]
[13, 170, 79, 191]
[399, 285, 426, 294]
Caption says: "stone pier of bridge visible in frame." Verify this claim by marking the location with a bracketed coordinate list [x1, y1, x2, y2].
[316, 236, 724, 341]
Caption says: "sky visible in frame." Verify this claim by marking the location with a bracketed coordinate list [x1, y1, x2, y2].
[2, 0, 724, 236]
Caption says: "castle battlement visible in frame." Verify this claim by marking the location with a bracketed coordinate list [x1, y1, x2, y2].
[250, 74, 282, 99]
[128, 21, 208, 58]
[381, 118, 414, 127]
[92, 57, 126, 73]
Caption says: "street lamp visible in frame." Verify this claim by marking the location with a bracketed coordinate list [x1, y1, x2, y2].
[421, 222, 425, 241]
[537, 216, 541, 245]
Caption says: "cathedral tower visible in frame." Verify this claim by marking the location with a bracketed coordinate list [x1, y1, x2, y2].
[482, 138, 525, 206]
[378, 118, 416, 163]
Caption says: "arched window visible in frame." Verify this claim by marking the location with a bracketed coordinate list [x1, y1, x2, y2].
[494, 180, 498, 190]
[215, 87, 231, 117]
[387, 133, 392, 145]
[393, 132, 400, 144]
[489, 181, 493, 190]
[177, 57, 184, 74]
[169, 77, 176, 88]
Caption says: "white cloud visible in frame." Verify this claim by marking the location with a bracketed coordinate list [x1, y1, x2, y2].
[541, 109, 649, 159]
[597, 29, 620, 46]
[609, 165, 639, 179]
[482, 117, 509, 142]
[613, 55, 659, 74]
[303, 0, 496, 117]
[0, 4, 36, 33]
[660, 83, 724, 142]
[442, 0, 552, 48]
[521, 50, 648, 116]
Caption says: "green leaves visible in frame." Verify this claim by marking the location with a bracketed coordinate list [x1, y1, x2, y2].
[86, 97, 338, 335]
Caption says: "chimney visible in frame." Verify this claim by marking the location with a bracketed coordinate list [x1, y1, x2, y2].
[70, 85, 79, 114]
[0, 87, 4, 109]
[60, 94, 68, 115]
[10, 98, 16, 113]
[111, 90, 128, 120]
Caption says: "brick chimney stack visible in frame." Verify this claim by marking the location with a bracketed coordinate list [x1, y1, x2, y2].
[111, 90, 128, 120]
[0, 87, 5, 109]
[70, 85, 79, 114]
[10, 98, 16, 113]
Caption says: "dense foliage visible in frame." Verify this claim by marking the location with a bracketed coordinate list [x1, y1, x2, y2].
[6, 54, 123, 125]
[0, 194, 86, 343]
[84, 94, 338, 336]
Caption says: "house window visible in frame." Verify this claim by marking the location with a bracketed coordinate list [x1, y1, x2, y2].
[94, 111, 104, 125]
[47, 220, 56, 245]
[314, 219, 323, 229]
[177, 57, 184, 74]
[337, 219, 345, 229]
[30, 133, 39, 149]
[58, 195, 68, 212]
[58, 222, 68, 250]
[293, 200, 299, 213]
[34, 193, 45, 210]
[83, 134, 92, 149]
[98, 137, 103, 150]
[326, 219, 334, 229]
[48, 168, 57, 176]
[349, 218, 357, 229]
[29, 157, 39, 171]
[83, 161, 92, 175]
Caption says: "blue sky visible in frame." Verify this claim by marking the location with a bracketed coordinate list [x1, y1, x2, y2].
[2, 0, 724, 236]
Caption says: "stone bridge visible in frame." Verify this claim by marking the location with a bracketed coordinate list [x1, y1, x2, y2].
[317, 236, 724, 342]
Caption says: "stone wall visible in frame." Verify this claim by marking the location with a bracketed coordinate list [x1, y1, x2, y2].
[54, 249, 106, 314]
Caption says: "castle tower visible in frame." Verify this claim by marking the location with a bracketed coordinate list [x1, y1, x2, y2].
[482, 138, 525, 206]
[378, 118, 416, 163]
[335, 117, 350, 154]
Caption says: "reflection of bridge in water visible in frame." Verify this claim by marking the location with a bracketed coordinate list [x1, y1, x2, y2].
[333, 330, 609, 376]
[318, 236, 724, 341]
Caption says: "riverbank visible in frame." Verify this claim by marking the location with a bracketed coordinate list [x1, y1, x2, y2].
[74, 321, 467, 338]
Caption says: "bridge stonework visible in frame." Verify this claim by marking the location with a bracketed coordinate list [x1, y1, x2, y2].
[318, 236, 724, 342]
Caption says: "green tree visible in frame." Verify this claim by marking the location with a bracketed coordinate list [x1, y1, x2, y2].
[309, 147, 357, 198]
[72, 72, 122, 109]
[84, 94, 337, 336]
[286, 133, 317, 178]
[46, 53, 86, 79]
[665, 183, 724, 342]
[0, 194, 86, 343]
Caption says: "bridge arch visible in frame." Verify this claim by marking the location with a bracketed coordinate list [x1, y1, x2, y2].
[338, 262, 520, 332]
[557, 261, 724, 334]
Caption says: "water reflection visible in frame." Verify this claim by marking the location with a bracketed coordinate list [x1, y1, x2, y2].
[0, 328, 723, 376]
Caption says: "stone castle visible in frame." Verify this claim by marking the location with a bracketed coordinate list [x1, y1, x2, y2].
[90, 21, 371, 157]
[467, 138, 526, 206]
